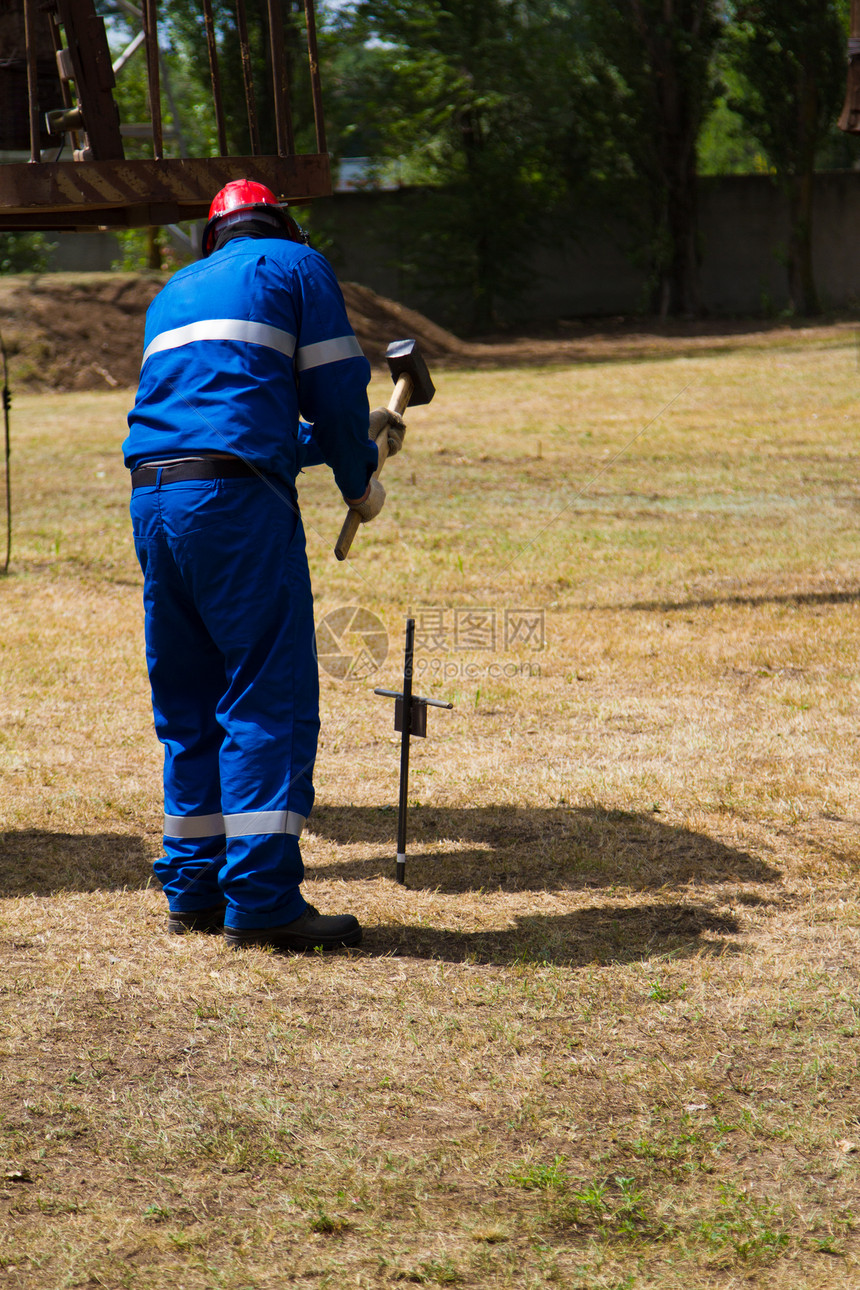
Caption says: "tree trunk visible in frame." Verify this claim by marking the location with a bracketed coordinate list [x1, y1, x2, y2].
[786, 172, 819, 316]
[657, 146, 700, 317]
[460, 106, 494, 332]
[632, 0, 709, 318]
[786, 70, 821, 316]
[146, 226, 162, 272]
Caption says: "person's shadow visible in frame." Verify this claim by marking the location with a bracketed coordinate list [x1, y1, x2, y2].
[304, 803, 779, 964]
[0, 805, 780, 966]
[306, 803, 778, 892]
[357, 903, 745, 967]
[0, 830, 152, 899]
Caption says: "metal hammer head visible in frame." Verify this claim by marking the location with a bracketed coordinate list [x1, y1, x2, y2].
[386, 339, 436, 407]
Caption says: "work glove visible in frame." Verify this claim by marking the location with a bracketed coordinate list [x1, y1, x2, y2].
[369, 407, 406, 458]
[345, 476, 386, 523]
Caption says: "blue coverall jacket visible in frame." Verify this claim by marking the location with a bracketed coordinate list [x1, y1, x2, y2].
[124, 235, 377, 929]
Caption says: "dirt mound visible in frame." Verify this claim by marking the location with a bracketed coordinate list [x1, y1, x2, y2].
[0, 272, 463, 392]
[339, 281, 462, 365]
[2, 271, 844, 392]
[0, 274, 161, 391]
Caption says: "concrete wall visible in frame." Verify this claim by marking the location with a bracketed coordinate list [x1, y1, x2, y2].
[48, 230, 122, 271]
[697, 173, 860, 315]
[313, 171, 860, 323]
[39, 170, 860, 322]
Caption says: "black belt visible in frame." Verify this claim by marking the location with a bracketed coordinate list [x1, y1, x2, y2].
[131, 457, 258, 488]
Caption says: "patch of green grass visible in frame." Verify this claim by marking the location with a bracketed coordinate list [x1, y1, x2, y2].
[692, 1182, 792, 1264]
[308, 1206, 351, 1234]
[509, 1155, 570, 1191]
[142, 1203, 171, 1223]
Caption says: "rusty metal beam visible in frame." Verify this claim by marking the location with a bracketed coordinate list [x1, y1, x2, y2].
[0, 154, 331, 230]
[45, 4, 77, 136]
[303, 0, 326, 156]
[202, 0, 228, 156]
[53, 0, 124, 159]
[141, 0, 163, 159]
[23, 0, 41, 161]
[235, 0, 261, 154]
[0, 0, 334, 233]
[267, 0, 294, 157]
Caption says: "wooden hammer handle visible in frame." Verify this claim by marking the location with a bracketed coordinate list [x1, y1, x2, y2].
[334, 372, 413, 561]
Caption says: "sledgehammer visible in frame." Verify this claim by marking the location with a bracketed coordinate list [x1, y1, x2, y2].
[334, 338, 436, 561]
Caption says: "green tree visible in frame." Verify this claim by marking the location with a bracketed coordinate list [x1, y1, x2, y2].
[99, 0, 318, 158]
[697, 50, 771, 176]
[99, 1, 228, 158]
[159, 0, 317, 156]
[0, 233, 56, 274]
[725, 0, 846, 315]
[325, 0, 594, 330]
[584, 0, 722, 317]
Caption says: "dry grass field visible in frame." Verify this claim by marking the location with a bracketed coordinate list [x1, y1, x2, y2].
[0, 320, 859, 1289]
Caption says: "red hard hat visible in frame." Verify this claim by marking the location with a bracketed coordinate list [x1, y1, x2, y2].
[201, 179, 294, 256]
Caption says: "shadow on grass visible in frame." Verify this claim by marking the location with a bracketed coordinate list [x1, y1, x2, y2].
[308, 805, 780, 894]
[0, 830, 151, 897]
[621, 587, 860, 614]
[0, 822, 756, 967]
[436, 318, 853, 373]
[0, 807, 780, 909]
[358, 902, 742, 966]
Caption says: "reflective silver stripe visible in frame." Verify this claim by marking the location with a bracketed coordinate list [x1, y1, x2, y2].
[142, 319, 297, 366]
[223, 810, 306, 838]
[296, 335, 364, 372]
[164, 812, 225, 839]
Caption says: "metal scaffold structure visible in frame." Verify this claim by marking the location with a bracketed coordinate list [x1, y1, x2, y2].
[0, 0, 331, 231]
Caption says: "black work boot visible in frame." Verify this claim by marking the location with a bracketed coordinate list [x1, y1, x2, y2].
[167, 904, 227, 935]
[224, 905, 362, 952]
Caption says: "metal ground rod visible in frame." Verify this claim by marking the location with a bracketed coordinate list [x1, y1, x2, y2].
[374, 619, 453, 885]
[396, 617, 415, 884]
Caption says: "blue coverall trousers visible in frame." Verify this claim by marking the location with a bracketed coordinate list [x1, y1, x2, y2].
[131, 472, 318, 930]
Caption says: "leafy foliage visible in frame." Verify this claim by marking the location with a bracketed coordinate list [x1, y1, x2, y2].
[0, 233, 57, 275]
[164, 0, 317, 155]
[726, 0, 846, 178]
[583, 0, 722, 315]
[722, 0, 847, 314]
[323, 1, 603, 329]
[84, 0, 860, 315]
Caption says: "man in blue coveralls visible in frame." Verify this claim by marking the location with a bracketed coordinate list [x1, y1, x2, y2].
[125, 179, 403, 952]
